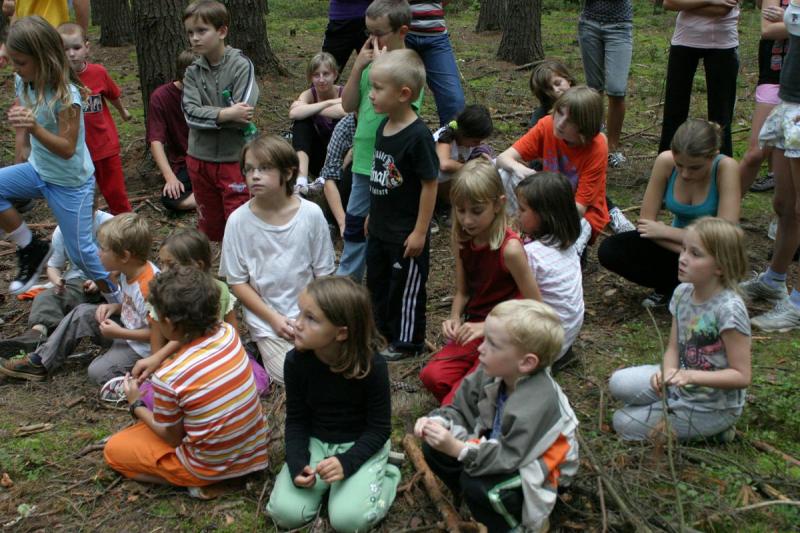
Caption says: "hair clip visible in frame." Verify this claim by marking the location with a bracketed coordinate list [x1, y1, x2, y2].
[448, 120, 458, 130]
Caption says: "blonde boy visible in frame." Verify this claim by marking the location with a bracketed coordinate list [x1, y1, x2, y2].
[415, 300, 579, 532]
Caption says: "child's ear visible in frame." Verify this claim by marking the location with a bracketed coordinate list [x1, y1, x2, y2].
[119, 250, 133, 263]
[399, 85, 413, 102]
[335, 326, 349, 342]
[496, 195, 507, 210]
[397, 25, 409, 38]
[218, 25, 229, 39]
[518, 352, 540, 374]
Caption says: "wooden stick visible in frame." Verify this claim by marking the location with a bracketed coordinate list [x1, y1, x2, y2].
[65, 396, 85, 409]
[741, 432, 800, 468]
[13, 423, 54, 437]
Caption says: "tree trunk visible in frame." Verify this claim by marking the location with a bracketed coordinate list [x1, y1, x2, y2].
[98, 0, 134, 46]
[132, 0, 188, 121]
[497, 0, 543, 65]
[91, 0, 101, 27]
[0, 10, 7, 41]
[475, 0, 505, 32]
[224, 0, 285, 76]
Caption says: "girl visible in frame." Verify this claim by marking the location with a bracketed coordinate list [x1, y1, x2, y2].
[528, 59, 575, 129]
[0, 16, 116, 300]
[219, 135, 335, 385]
[516, 172, 584, 371]
[289, 51, 346, 196]
[599, 119, 740, 308]
[419, 159, 541, 405]
[609, 217, 751, 442]
[266, 276, 400, 531]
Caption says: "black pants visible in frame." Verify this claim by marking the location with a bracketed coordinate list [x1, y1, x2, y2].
[658, 45, 739, 156]
[292, 118, 331, 178]
[322, 17, 368, 74]
[366, 236, 429, 349]
[598, 230, 680, 296]
[423, 443, 523, 532]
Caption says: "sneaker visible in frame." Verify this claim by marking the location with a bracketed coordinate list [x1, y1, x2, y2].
[641, 291, 668, 308]
[309, 177, 325, 193]
[0, 330, 46, 359]
[751, 298, 800, 332]
[380, 344, 421, 362]
[430, 219, 440, 235]
[608, 151, 628, 168]
[608, 206, 635, 234]
[739, 272, 789, 303]
[0, 354, 47, 381]
[8, 238, 51, 295]
[99, 376, 127, 405]
[293, 182, 309, 197]
[551, 345, 578, 374]
[749, 172, 775, 192]
[767, 217, 777, 241]
[710, 426, 737, 444]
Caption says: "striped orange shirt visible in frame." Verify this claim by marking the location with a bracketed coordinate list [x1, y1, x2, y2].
[151, 323, 268, 480]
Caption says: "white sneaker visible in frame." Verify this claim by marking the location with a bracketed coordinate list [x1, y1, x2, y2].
[739, 272, 788, 303]
[608, 206, 635, 234]
[99, 376, 127, 406]
[309, 177, 325, 193]
[751, 298, 800, 332]
[608, 151, 628, 168]
[294, 177, 309, 196]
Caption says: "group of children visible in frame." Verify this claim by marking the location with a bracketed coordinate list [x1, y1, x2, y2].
[0, 0, 788, 530]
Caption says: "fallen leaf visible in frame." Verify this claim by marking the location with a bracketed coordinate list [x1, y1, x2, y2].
[126, 494, 139, 503]
[603, 288, 617, 297]
[1, 473, 13, 488]
[225, 514, 235, 525]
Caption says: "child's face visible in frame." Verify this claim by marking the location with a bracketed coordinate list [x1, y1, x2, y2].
[673, 152, 714, 183]
[159, 247, 178, 271]
[552, 107, 582, 145]
[678, 228, 720, 286]
[368, 67, 405, 114]
[365, 15, 405, 51]
[311, 64, 337, 92]
[516, 195, 541, 235]
[8, 49, 37, 83]
[550, 75, 571, 99]
[478, 316, 532, 379]
[243, 151, 286, 197]
[454, 199, 500, 239]
[184, 16, 227, 57]
[457, 136, 485, 148]
[60, 32, 89, 71]
[154, 315, 183, 342]
[293, 290, 345, 353]
[98, 245, 126, 272]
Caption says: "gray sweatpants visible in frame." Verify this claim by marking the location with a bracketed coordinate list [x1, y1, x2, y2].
[28, 278, 103, 333]
[33, 303, 142, 384]
[609, 364, 740, 441]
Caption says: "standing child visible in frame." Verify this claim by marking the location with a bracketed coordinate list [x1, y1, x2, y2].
[57, 22, 132, 215]
[415, 300, 579, 532]
[516, 173, 585, 370]
[419, 159, 541, 404]
[219, 135, 335, 385]
[182, 0, 259, 242]
[289, 51, 346, 196]
[365, 49, 438, 360]
[610, 217, 751, 441]
[266, 276, 400, 531]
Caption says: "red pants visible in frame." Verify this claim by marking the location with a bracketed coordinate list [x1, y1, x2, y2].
[186, 156, 250, 242]
[419, 337, 482, 405]
[94, 154, 131, 214]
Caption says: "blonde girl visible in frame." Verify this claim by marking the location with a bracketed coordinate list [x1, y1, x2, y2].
[419, 159, 541, 405]
[266, 276, 400, 531]
[609, 217, 751, 442]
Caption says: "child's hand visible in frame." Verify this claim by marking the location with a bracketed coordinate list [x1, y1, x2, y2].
[663, 368, 693, 388]
[404, 230, 426, 258]
[762, 5, 784, 21]
[442, 319, 461, 340]
[272, 315, 296, 342]
[650, 369, 664, 395]
[316, 456, 344, 484]
[455, 321, 484, 345]
[95, 303, 117, 323]
[422, 420, 464, 458]
[99, 319, 124, 339]
[220, 102, 254, 125]
[354, 36, 386, 71]
[414, 417, 430, 437]
[163, 175, 185, 199]
[122, 373, 140, 404]
[132, 356, 160, 383]
[83, 280, 98, 294]
[7, 105, 37, 131]
[53, 277, 66, 295]
[121, 108, 132, 121]
[293, 465, 316, 488]
[636, 219, 666, 240]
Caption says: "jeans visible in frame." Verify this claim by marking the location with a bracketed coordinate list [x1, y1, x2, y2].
[405, 32, 465, 126]
[578, 18, 633, 97]
[336, 172, 371, 281]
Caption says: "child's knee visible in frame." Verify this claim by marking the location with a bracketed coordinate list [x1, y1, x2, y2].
[328, 504, 380, 533]
[612, 408, 648, 441]
[266, 493, 319, 530]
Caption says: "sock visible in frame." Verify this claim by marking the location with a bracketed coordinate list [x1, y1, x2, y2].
[28, 353, 43, 366]
[764, 267, 787, 288]
[7, 222, 32, 248]
[790, 289, 800, 309]
[296, 176, 309, 187]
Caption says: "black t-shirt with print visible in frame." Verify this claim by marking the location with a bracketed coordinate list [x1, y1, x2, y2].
[369, 117, 439, 244]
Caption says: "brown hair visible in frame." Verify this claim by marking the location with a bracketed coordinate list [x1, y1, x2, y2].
[97, 212, 152, 262]
[688, 217, 748, 292]
[306, 51, 338, 82]
[365, 0, 412, 31]
[515, 172, 580, 250]
[176, 50, 196, 81]
[240, 134, 299, 196]
[552, 86, 603, 144]
[371, 49, 426, 100]
[670, 119, 722, 159]
[160, 228, 212, 272]
[450, 159, 507, 250]
[489, 299, 564, 370]
[148, 267, 220, 339]
[438, 104, 493, 144]
[529, 59, 576, 108]
[183, 0, 229, 29]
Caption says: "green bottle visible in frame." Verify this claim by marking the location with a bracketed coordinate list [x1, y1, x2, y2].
[221, 89, 258, 142]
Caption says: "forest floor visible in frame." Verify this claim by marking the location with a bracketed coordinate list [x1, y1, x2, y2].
[0, 1, 799, 531]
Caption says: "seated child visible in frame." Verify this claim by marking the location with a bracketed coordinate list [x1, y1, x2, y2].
[320, 112, 356, 238]
[266, 276, 400, 531]
[219, 135, 335, 385]
[104, 267, 268, 495]
[527, 59, 574, 129]
[0, 213, 158, 384]
[289, 51, 346, 195]
[415, 299, 579, 532]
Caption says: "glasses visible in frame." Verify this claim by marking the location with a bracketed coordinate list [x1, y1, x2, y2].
[364, 28, 394, 38]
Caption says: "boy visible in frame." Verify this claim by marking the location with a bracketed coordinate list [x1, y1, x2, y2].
[337, 0, 422, 282]
[182, 0, 259, 242]
[415, 300, 579, 532]
[147, 51, 197, 212]
[0, 213, 159, 385]
[58, 23, 132, 215]
[365, 49, 438, 360]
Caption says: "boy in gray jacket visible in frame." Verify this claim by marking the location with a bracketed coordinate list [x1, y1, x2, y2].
[415, 300, 579, 532]
[182, 0, 259, 242]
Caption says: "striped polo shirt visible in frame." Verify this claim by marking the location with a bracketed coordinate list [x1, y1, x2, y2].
[410, 1, 447, 35]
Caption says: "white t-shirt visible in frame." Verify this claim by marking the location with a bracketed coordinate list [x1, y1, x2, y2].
[219, 198, 335, 340]
[524, 239, 584, 359]
[48, 210, 114, 281]
[432, 126, 478, 183]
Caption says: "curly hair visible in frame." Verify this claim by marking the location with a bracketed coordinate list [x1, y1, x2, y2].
[148, 267, 220, 339]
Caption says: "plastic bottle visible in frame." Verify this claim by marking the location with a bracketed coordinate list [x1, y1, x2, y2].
[221, 89, 258, 142]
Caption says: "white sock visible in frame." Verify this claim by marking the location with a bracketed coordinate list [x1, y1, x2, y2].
[8, 222, 32, 248]
[296, 176, 309, 187]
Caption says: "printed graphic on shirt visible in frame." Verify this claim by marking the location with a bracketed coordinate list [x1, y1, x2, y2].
[543, 149, 579, 190]
[84, 94, 103, 114]
[370, 149, 403, 195]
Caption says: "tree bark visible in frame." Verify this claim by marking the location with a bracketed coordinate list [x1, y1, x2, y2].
[475, 0, 504, 32]
[224, 0, 285, 76]
[132, 0, 188, 121]
[91, 0, 101, 27]
[497, 0, 543, 65]
[0, 10, 7, 41]
[98, 0, 134, 46]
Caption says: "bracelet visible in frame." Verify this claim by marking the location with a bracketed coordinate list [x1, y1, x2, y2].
[129, 399, 147, 421]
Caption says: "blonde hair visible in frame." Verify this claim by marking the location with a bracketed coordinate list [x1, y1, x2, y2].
[56, 22, 86, 42]
[306, 51, 338, 81]
[687, 217, 747, 292]
[671, 119, 722, 159]
[489, 299, 564, 370]
[450, 159, 508, 250]
[240, 134, 299, 196]
[97, 213, 152, 262]
[371, 49, 426, 100]
[304, 277, 386, 380]
[552, 86, 603, 144]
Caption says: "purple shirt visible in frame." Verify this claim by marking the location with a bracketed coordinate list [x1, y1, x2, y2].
[329, 0, 371, 20]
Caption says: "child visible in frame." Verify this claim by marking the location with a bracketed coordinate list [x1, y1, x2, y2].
[419, 159, 541, 404]
[337, 0, 420, 282]
[609, 217, 751, 442]
[104, 267, 268, 496]
[0, 16, 117, 301]
[0, 213, 158, 384]
[182, 0, 259, 242]
[57, 22, 132, 215]
[266, 276, 400, 531]
[415, 299, 579, 532]
[599, 119, 740, 308]
[289, 51, 346, 196]
[148, 50, 197, 212]
[528, 59, 575, 129]
[516, 172, 585, 370]
[365, 49, 438, 360]
[0, 205, 112, 357]
[219, 135, 335, 385]
[320, 112, 356, 237]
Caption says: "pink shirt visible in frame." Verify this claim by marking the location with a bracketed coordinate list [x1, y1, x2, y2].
[671, 6, 739, 49]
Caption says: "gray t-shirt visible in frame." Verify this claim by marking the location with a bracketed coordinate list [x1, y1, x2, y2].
[779, 34, 800, 104]
[582, 0, 633, 23]
[668, 283, 750, 411]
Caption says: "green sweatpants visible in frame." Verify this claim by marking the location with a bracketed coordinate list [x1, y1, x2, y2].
[266, 438, 401, 532]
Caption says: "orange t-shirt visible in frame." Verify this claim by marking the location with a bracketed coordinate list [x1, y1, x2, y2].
[512, 115, 609, 238]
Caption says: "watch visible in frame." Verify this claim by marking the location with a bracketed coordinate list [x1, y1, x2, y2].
[129, 399, 147, 420]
